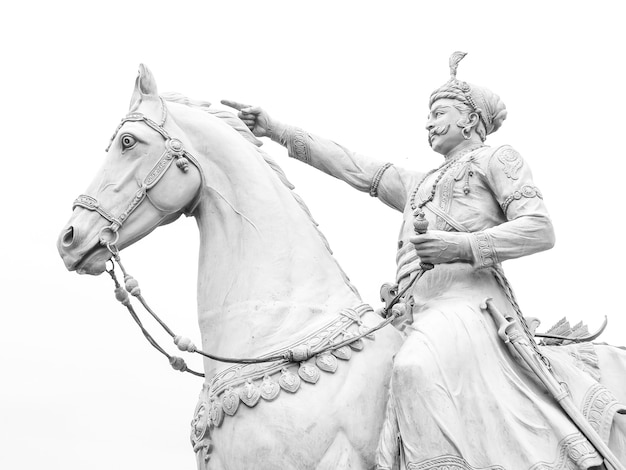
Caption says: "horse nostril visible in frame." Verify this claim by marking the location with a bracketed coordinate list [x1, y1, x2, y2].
[62, 226, 75, 247]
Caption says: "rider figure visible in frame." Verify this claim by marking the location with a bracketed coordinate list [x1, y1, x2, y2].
[222, 52, 625, 469]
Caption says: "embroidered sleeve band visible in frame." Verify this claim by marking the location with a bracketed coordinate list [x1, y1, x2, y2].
[470, 231, 498, 269]
[501, 185, 543, 215]
[287, 128, 311, 164]
[370, 163, 393, 197]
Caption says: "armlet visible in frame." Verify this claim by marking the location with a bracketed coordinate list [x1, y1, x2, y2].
[501, 185, 543, 215]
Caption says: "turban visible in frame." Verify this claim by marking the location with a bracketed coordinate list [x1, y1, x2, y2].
[429, 52, 507, 136]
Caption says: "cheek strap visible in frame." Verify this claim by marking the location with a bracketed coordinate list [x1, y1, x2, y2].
[73, 108, 205, 244]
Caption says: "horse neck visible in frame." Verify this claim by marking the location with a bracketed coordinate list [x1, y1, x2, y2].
[189, 123, 361, 366]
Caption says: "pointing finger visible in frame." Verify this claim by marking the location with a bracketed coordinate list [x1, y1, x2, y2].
[221, 99, 251, 111]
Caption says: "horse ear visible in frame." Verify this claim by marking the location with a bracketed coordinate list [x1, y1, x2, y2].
[129, 64, 159, 112]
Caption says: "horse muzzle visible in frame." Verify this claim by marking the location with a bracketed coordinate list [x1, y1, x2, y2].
[57, 218, 111, 275]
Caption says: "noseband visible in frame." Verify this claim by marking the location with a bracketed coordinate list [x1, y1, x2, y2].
[73, 99, 203, 246]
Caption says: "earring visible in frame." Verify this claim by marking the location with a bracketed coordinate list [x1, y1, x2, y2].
[462, 127, 472, 140]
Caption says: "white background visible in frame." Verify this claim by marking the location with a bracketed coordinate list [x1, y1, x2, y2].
[1, 1, 625, 468]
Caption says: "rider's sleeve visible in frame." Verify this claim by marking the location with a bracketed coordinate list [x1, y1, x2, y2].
[270, 124, 419, 212]
[468, 145, 555, 269]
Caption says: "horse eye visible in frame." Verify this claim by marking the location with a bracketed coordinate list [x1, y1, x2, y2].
[120, 134, 137, 149]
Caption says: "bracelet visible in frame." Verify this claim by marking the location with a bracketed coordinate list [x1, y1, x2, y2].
[369, 163, 393, 197]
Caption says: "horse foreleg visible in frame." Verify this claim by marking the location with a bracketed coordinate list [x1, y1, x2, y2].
[315, 431, 368, 470]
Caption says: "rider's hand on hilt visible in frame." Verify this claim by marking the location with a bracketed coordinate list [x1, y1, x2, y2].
[410, 218, 474, 267]
[412, 211, 435, 271]
[221, 100, 274, 138]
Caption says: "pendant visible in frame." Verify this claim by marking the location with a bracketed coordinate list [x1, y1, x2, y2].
[239, 379, 261, 408]
[260, 375, 280, 401]
[298, 362, 321, 384]
[278, 368, 301, 393]
[332, 345, 352, 360]
[316, 352, 338, 373]
[344, 332, 364, 351]
[221, 388, 240, 416]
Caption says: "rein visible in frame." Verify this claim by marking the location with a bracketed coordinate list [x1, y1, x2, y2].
[75, 99, 403, 378]
[104, 248, 401, 378]
[75, 102, 601, 378]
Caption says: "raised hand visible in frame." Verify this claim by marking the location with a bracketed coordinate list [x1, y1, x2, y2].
[221, 100, 273, 138]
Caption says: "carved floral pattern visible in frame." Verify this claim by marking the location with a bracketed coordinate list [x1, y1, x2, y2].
[407, 433, 604, 470]
[260, 375, 280, 401]
[289, 127, 311, 163]
[528, 434, 601, 470]
[581, 383, 621, 440]
[195, 303, 375, 437]
[496, 147, 524, 180]
[408, 455, 505, 470]
[144, 153, 174, 187]
[435, 159, 464, 231]
[239, 380, 261, 407]
[190, 402, 213, 463]
[472, 231, 497, 268]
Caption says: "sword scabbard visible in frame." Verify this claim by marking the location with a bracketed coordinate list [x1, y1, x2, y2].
[482, 298, 625, 470]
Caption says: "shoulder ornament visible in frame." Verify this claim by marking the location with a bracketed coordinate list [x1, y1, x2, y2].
[501, 185, 543, 214]
[496, 147, 524, 180]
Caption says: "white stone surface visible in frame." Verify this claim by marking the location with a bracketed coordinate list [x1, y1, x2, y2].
[2, 2, 625, 469]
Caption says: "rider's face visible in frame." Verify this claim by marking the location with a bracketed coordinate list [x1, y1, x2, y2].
[425, 99, 466, 156]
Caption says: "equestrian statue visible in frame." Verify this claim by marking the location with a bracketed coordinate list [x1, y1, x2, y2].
[57, 55, 626, 469]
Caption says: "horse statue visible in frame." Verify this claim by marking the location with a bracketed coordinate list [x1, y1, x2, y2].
[57, 64, 403, 469]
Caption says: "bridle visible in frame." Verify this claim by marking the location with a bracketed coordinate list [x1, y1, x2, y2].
[68, 98, 402, 379]
[73, 98, 204, 248]
[62, 99, 400, 432]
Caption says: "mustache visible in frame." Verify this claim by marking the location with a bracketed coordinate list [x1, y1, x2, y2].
[428, 124, 450, 145]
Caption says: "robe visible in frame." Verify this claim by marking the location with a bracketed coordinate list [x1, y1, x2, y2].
[271, 126, 626, 469]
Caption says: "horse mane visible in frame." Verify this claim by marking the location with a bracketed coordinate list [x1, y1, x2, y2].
[161, 92, 360, 297]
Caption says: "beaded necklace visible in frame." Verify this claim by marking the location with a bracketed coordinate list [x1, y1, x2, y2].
[409, 143, 485, 217]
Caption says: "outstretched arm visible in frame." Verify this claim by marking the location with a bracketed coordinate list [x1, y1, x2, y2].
[221, 100, 417, 212]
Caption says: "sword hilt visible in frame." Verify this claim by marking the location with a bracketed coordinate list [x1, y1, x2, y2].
[413, 210, 434, 271]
